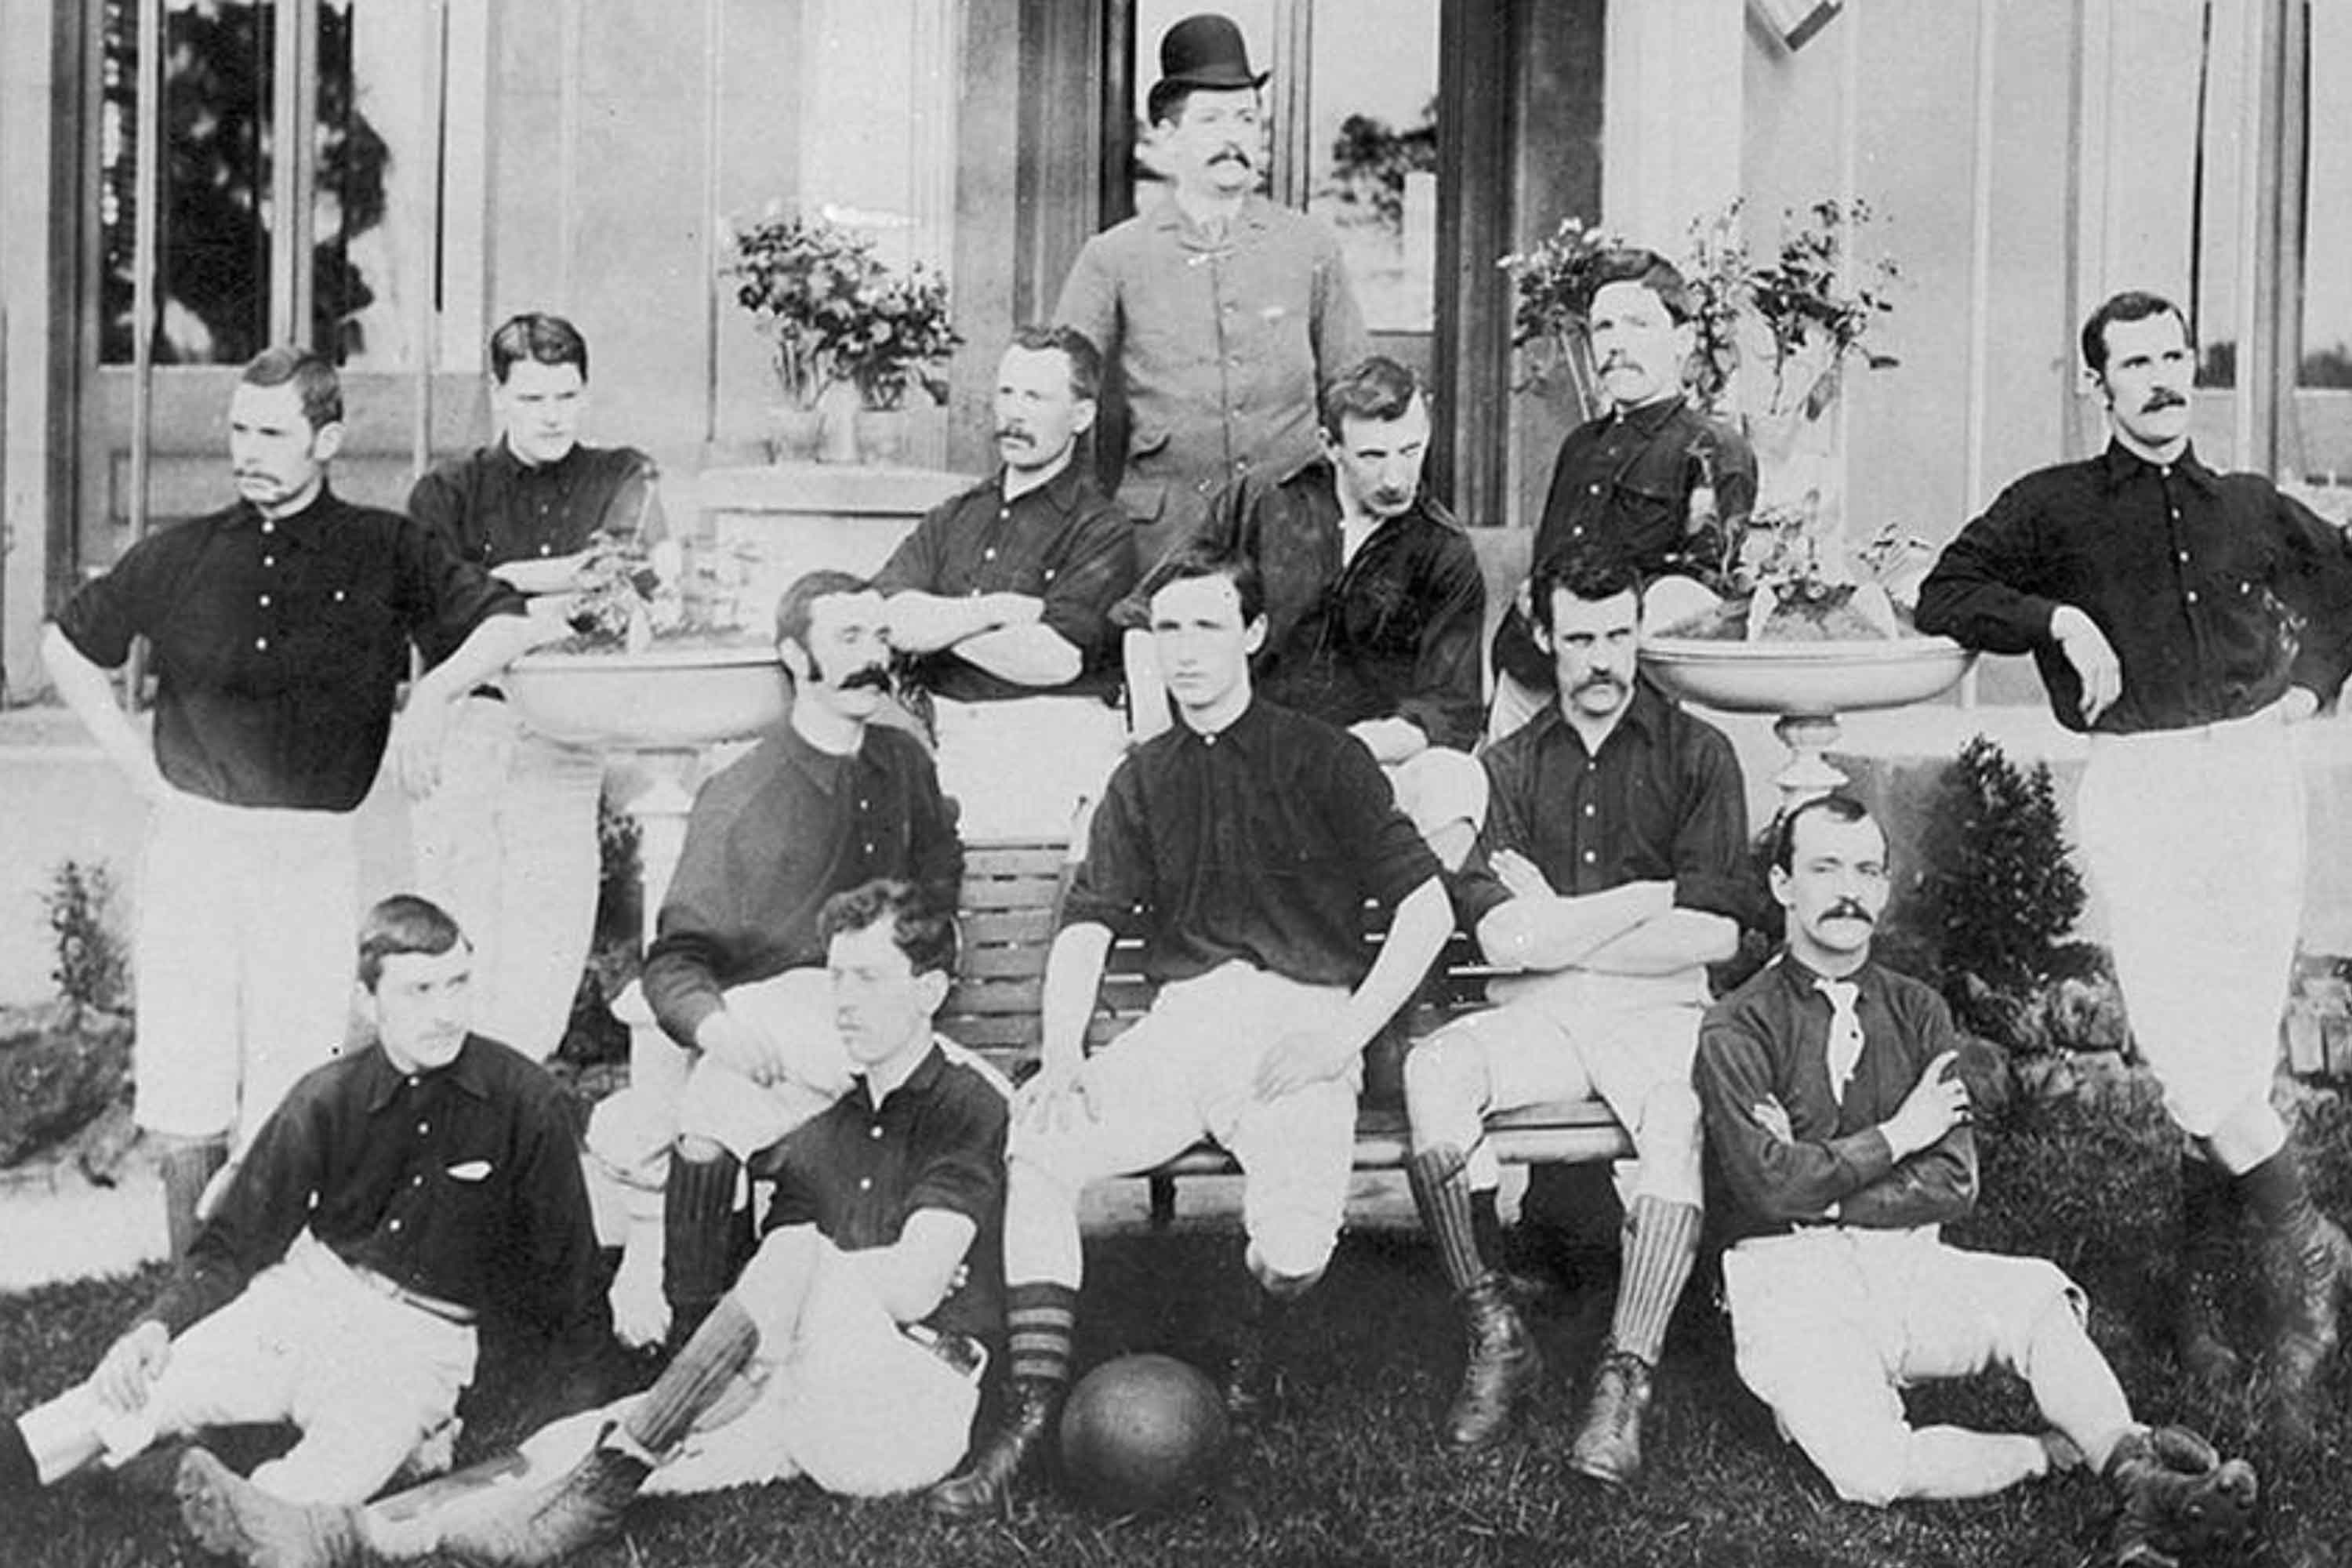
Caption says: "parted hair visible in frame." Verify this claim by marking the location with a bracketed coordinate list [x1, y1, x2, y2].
[489, 312, 591, 383]
[358, 895, 468, 991]
[1769, 793, 1878, 872]
[1583, 247, 1694, 326]
[818, 880, 960, 978]
[1319, 355, 1421, 440]
[772, 568, 872, 652]
[241, 347, 343, 430]
[1139, 543, 1265, 627]
[2079, 290, 2190, 376]
[1010, 324, 1102, 405]
[1530, 542, 1644, 634]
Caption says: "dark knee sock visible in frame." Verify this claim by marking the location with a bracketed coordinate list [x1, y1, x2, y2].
[662, 1150, 745, 1335]
[623, 1297, 759, 1454]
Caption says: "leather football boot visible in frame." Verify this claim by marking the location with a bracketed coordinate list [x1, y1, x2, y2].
[2106, 1426, 2259, 1568]
[176, 1450, 365, 1568]
[926, 1377, 1061, 1523]
[434, 1443, 651, 1567]
[1443, 1275, 1543, 1451]
[2260, 1196, 2352, 1442]
[1566, 1347, 1653, 1488]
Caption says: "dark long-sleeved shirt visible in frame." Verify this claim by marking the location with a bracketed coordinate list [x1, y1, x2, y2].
[1915, 442, 2352, 733]
[1064, 698, 1441, 989]
[1493, 396, 1757, 690]
[761, 1041, 1009, 1348]
[1119, 460, 1486, 752]
[53, 488, 525, 811]
[1697, 954, 1978, 1247]
[141, 1036, 605, 1345]
[407, 438, 663, 570]
[1054, 194, 1370, 535]
[641, 723, 963, 1046]
[1451, 684, 1755, 935]
[872, 463, 1137, 702]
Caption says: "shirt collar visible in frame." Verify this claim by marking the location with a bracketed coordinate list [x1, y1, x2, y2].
[1614, 394, 1690, 440]
[1525, 677, 1664, 755]
[362, 1035, 493, 1112]
[857, 1039, 946, 1112]
[241, 485, 340, 548]
[1775, 949, 1878, 999]
[997, 458, 1089, 518]
[775, 717, 862, 797]
[1156, 191, 1272, 245]
[1175, 692, 1271, 752]
[2099, 439, 2216, 495]
[488, 436, 583, 483]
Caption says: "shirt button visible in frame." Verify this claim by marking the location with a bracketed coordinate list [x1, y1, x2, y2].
[258, 593, 271, 607]
[253, 637, 269, 651]
[1589, 484, 1602, 495]
[389, 1218, 403, 1232]
[2185, 590, 2198, 604]
[539, 543, 552, 555]
[262, 555, 276, 568]
[858, 1177, 873, 1192]
[333, 590, 346, 602]
[417, 1122, 430, 1135]
[2177, 550, 2189, 563]
[984, 548, 996, 561]
[870, 1125, 884, 1140]
[1583, 804, 1596, 816]
[1582, 850, 1597, 863]
[261, 521, 275, 535]
[412, 1174, 423, 1187]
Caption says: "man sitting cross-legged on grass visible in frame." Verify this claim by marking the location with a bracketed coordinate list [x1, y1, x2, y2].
[1697, 795, 2258, 1567]
[177, 879, 1013, 1567]
[927, 545, 1454, 1520]
[0, 895, 605, 1511]
[1404, 543, 1750, 1481]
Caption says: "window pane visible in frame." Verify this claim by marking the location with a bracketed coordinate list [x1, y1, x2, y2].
[1305, 0, 1438, 333]
[2287, 0, 2352, 505]
[322, 2, 446, 369]
[101, 0, 276, 365]
[2190, 0, 2251, 390]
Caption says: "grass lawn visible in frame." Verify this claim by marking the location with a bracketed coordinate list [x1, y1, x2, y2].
[3, 1088, 2347, 1566]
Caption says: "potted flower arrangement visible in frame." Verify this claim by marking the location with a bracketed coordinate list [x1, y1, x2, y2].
[726, 205, 960, 465]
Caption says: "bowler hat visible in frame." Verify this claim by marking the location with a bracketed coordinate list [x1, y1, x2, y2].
[1157, 13, 1269, 91]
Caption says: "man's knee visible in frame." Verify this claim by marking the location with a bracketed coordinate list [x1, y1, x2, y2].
[1403, 1030, 1486, 1126]
[676, 1134, 730, 1166]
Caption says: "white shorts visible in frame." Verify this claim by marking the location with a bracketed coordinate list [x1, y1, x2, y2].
[121, 1234, 477, 1503]
[1385, 747, 1489, 843]
[1420, 968, 1707, 1202]
[410, 695, 607, 1060]
[673, 970, 855, 1161]
[931, 695, 1127, 841]
[524, 1240, 980, 1498]
[2078, 705, 2301, 1147]
[1722, 1227, 2082, 1505]
[1014, 963, 1359, 1280]
[135, 791, 358, 1146]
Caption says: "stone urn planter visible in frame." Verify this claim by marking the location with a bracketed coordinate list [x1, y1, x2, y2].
[1640, 632, 1974, 808]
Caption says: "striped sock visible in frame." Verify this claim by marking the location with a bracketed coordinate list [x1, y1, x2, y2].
[1610, 1196, 1701, 1366]
[1006, 1281, 1080, 1388]
[624, 1297, 759, 1454]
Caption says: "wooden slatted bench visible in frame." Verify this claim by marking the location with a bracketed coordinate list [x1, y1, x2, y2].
[942, 840, 1634, 1226]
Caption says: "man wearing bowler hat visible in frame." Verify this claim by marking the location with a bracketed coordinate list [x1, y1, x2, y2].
[1056, 11, 1370, 584]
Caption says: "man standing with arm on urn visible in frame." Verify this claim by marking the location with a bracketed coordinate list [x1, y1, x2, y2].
[41, 347, 548, 1259]
[408, 311, 665, 1060]
[1916, 289, 2352, 1442]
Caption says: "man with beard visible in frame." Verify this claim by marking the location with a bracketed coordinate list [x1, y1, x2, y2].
[1697, 796, 2259, 1566]
[1488, 249, 1755, 739]
[1122, 356, 1486, 866]
[1055, 13, 1370, 561]
[874, 327, 1136, 838]
[1403, 543, 1749, 1480]
[630, 571, 963, 1349]
[1917, 290, 2352, 1440]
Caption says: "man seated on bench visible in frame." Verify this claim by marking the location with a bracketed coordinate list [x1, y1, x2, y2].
[177, 880, 1015, 1568]
[1122, 355, 1487, 867]
[615, 570, 963, 1349]
[1697, 796, 2257, 1567]
[1403, 543, 1750, 1481]
[927, 546, 1454, 1520]
[0, 895, 604, 1513]
[873, 326, 1136, 839]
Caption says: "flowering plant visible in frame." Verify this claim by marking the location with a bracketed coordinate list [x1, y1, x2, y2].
[561, 539, 764, 653]
[725, 207, 959, 412]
